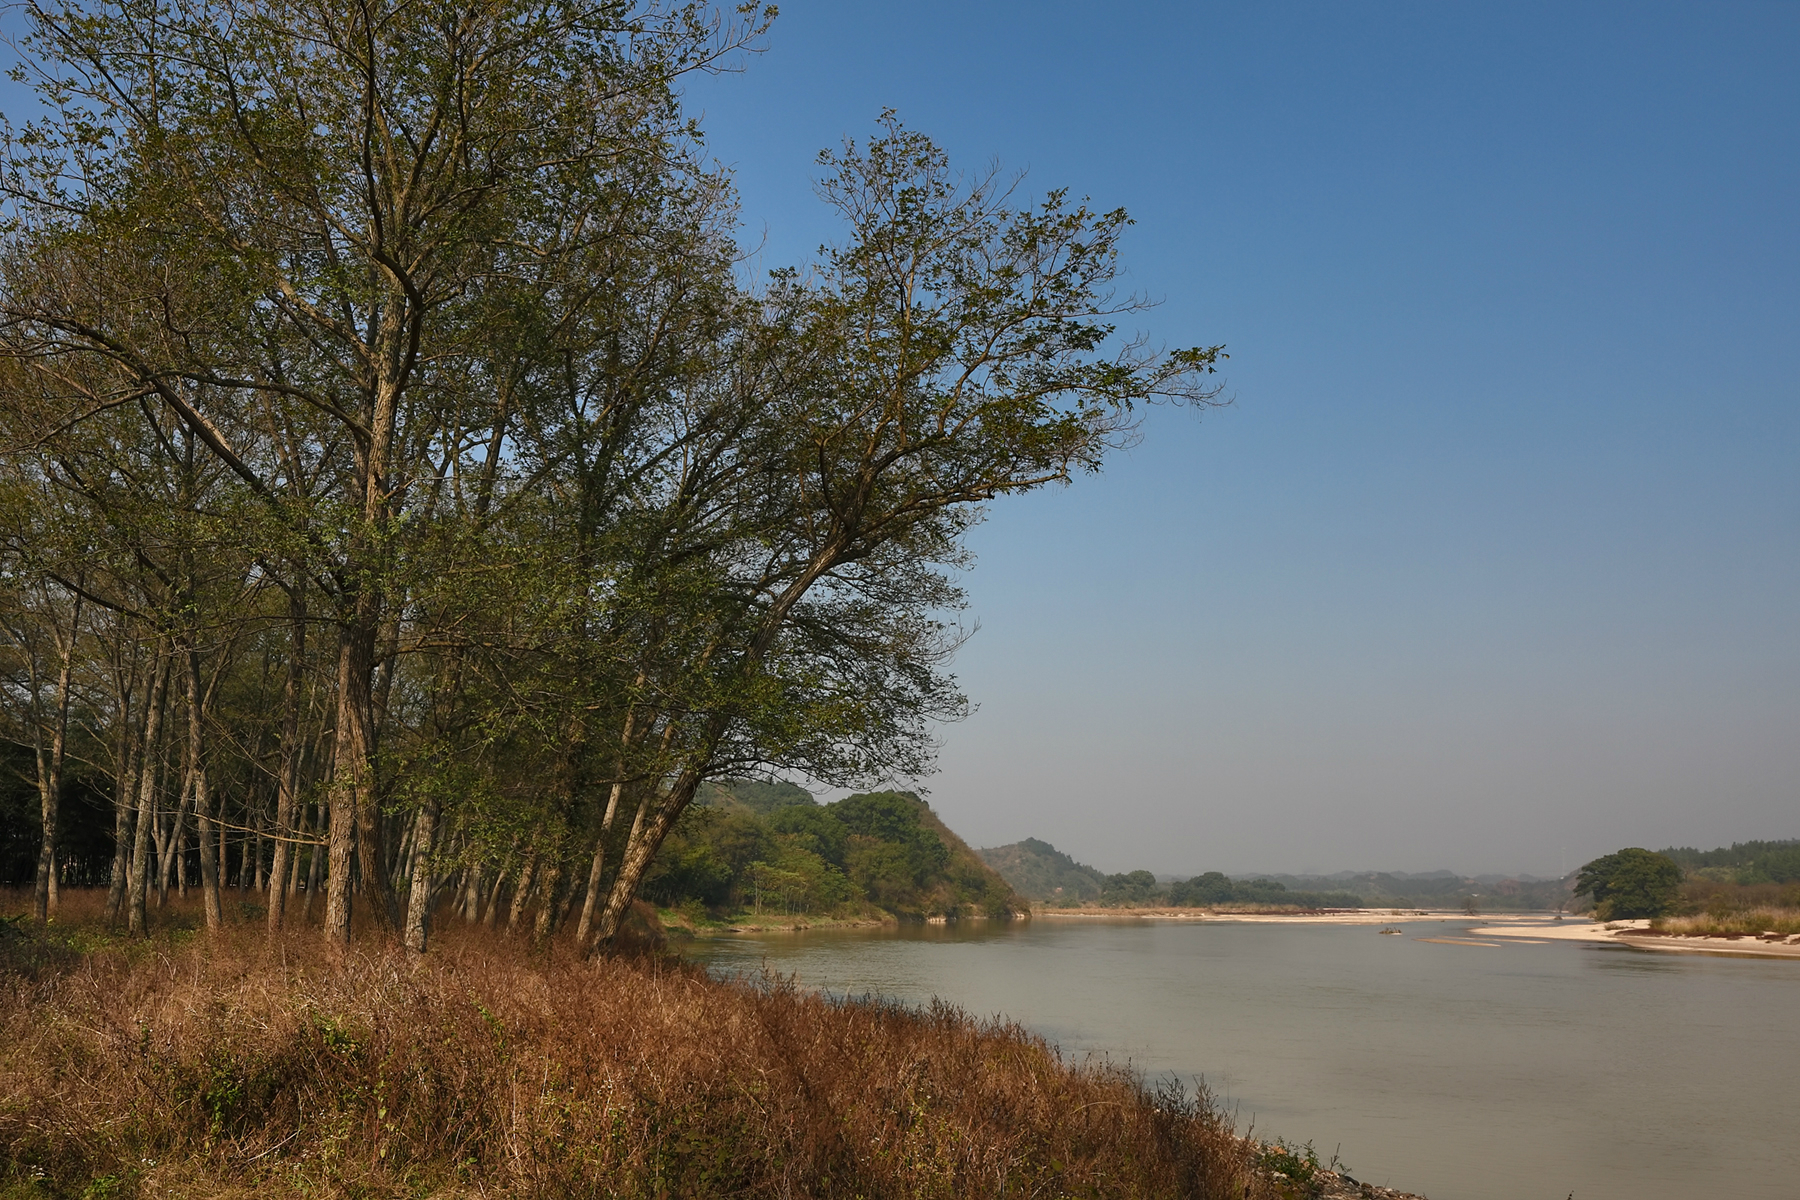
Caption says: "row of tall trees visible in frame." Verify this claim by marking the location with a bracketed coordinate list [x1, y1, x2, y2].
[0, 0, 1221, 953]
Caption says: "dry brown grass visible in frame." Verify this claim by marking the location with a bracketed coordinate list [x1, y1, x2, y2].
[1650, 907, 1800, 937]
[1654, 878, 1800, 937]
[0, 891, 1272, 1199]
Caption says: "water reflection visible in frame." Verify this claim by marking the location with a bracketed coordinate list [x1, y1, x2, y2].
[685, 918, 1799, 1200]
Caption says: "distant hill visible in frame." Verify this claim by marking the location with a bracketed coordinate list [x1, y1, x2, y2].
[979, 838, 1587, 911]
[977, 840, 1365, 909]
[976, 838, 1107, 902]
[656, 784, 1025, 920]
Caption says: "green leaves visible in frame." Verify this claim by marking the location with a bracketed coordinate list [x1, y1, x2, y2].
[1575, 848, 1683, 920]
[0, 2, 1212, 942]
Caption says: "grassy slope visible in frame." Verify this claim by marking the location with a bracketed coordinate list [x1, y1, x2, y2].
[0, 893, 1269, 1200]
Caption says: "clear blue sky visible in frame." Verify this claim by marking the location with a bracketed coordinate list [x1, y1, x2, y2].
[4, 3, 1790, 878]
[685, 1, 1799, 876]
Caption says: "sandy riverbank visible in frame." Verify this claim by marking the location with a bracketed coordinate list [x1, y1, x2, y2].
[1034, 908, 1551, 926]
[1471, 918, 1800, 959]
[1036, 909, 1800, 959]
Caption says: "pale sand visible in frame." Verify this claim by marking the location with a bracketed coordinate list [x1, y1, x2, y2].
[1035, 909, 1800, 959]
[1035, 909, 1559, 927]
[1471, 919, 1800, 960]
[1033, 908, 1466, 925]
[1414, 937, 1503, 947]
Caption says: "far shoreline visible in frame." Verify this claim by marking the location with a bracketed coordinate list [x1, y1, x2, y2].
[686, 908, 1800, 960]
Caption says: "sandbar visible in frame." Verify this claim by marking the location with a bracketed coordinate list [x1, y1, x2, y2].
[1470, 919, 1800, 959]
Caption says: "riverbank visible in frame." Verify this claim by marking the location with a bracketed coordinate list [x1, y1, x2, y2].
[657, 907, 901, 936]
[1032, 906, 1550, 925]
[0, 906, 1295, 1199]
[1472, 917, 1800, 959]
[669, 903, 1800, 964]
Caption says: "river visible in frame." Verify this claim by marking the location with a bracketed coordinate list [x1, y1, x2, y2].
[683, 915, 1800, 1200]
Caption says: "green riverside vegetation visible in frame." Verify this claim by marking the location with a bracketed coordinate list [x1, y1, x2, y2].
[1575, 841, 1800, 935]
[1657, 839, 1800, 885]
[646, 782, 1023, 926]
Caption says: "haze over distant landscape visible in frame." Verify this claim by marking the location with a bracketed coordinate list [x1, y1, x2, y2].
[685, 2, 1800, 877]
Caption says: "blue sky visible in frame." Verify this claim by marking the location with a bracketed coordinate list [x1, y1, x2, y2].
[3, 3, 1790, 877]
[685, 2, 1799, 876]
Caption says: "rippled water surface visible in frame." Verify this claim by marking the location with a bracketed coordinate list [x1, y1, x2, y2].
[683, 917, 1800, 1200]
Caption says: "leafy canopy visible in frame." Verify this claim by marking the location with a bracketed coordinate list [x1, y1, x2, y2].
[1575, 848, 1682, 920]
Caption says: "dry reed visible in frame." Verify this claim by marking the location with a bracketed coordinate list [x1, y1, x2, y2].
[0, 891, 1272, 1199]
[1650, 906, 1800, 937]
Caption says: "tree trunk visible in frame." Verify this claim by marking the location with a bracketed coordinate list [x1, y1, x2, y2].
[287, 801, 310, 898]
[32, 608, 77, 922]
[126, 653, 171, 935]
[177, 827, 189, 895]
[402, 797, 438, 953]
[532, 859, 565, 944]
[482, 860, 505, 928]
[575, 777, 630, 944]
[253, 804, 266, 891]
[590, 768, 702, 950]
[156, 775, 188, 904]
[105, 672, 141, 923]
[158, 729, 192, 903]
[460, 862, 482, 924]
[506, 853, 538, 934]
[182, 648, 223, 930]
[326, 616, 394, 943]
[303, 801, 325, 920]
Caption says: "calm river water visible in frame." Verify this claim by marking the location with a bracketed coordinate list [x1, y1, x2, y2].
[684, 916, 1800, 1200]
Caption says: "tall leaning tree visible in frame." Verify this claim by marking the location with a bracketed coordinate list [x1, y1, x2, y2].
[576, 119, 1227, 947]
[0, 0, 770, 943]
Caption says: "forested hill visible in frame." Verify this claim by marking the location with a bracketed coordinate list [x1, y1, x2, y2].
[976, 839, 1108, 902]
[1659, 839, 1800, 884]
[977, 840, 1364, 909]
[978, 839, 1582, 911]
[643, 784, 1025, 922]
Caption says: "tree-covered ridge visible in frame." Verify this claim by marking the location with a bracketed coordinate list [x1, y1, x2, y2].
[977, 840, 1364, 909]
[1658, 839, 1800, 884]
[647, 784, 1023, 922]
[1253, 871, 1574, 912]
[975, 838, 1107, 902]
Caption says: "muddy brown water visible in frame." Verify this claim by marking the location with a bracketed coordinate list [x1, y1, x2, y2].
[684, 916, 1800, 1200]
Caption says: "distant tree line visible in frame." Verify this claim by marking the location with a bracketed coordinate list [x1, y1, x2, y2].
[0, 0, 1222, 952]
[1574, 842, 1800, 922]
[974, 842, 1366, 910]
[1657, 840, 1800, 886]
[1163, 872, 1363, 910]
